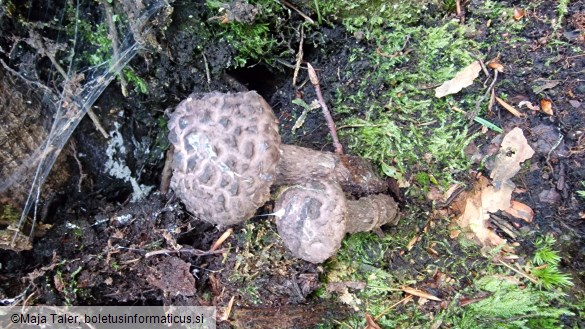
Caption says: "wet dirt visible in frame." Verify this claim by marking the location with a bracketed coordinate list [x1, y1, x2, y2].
[0, 0, 584, 327]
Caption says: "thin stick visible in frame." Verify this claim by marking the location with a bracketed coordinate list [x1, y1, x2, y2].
[374, 295, 413, 321]
[307, 63, 344, 155]
[145, 247, 226, 258]
[209, 228, 233, 252]
[160, 145, 174, 195]
[202, 51, 211, 90]
[100, 0, 128, 96]
[86, 108, 109, 138]
[468, 69, 498, 124]
[293, 25, 304, 86]
[69, 141, 87, 192]
[280, 0, 315, 24]
[497, 259, 538, 284]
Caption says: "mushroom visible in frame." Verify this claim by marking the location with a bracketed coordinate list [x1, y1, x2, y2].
[167, 91, 281, 226]
[274, 180, 399, 263]
[168, 91, 392, 226]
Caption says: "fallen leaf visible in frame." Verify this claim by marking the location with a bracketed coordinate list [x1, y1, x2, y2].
[504, 200, 534, 223]
[518, 100, 540, 111]
[533, 81, 560, 94]
[365, 314, 382, 329]
[460, 296, 487, 307]
[490, 128, 535, 188]
[540, 99, 553, 115]
[482, 182, 514, 213]
[401, 286, 441, 301]
[407, 235, 419, 250]
[435, 61, 482, 98]
[513, 8, 525, 20]
[454, 129, 534, 247]
[496, 97, 523, 117]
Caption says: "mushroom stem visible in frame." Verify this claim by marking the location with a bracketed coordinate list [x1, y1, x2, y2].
[275, 180, 399, 263]
[345, 194, 400, 233]
[276, 144, 389, 196]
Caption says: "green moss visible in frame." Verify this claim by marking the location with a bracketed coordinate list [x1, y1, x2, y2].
[445, 275, 574, 329]
[333, 16, 482, 188]
[66, 4, 148, 94]
[205, 0, 289, 67]
[0, 204, 20, 225]
[531, 235, 573, 290]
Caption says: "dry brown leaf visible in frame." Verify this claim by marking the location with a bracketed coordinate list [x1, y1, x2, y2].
[540, 99, 554, 115]
[407, 235, 420, 250]
[490, 128, 535, 188]
[533, 80, 560, 94]
[401, 286, 442, 301]
[455, 128, 534, 247]
[454, 177, 507, 246]
[518, 100, 540, 111]
[504, 200, 534, 223]
[496, 97, 523, 117]
[365, 314, 382, 329]
[435, 61, 482, 98]
[482, 183, 514, 213]
[513, 8, 525, 20]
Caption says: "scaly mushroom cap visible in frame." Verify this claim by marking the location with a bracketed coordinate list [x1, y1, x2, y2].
[274, 180, 347, 263]
[168, 91, 281, 225]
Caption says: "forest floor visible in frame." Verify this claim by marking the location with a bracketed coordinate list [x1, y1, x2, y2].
[0, 0, 584, 328]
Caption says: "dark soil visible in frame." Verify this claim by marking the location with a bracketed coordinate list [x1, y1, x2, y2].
[0, 0, 584, 328]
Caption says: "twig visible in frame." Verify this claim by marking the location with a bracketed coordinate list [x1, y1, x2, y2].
[202, 51, 211, 90]
[145, 247, 226, 258]
[160, 145, 174, 195]
[470, 54, 490, 78]
[209, 228, 233, 252]
[293, 25, 304, 86]
[468, 69, 498, 124]
[374, 296, 413, 321]
[69, 141, 87, 192]
[86, 108, 109, 139]
[280, 0, 315, 24]
[100, 0, 128, 96]
[546, 128, 564, 173]
[306, 63, 344, 155]
[497, 259, 538, 284]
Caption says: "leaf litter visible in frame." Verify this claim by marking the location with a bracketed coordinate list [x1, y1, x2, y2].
[435, 61, 482, 98]
[452, 128, 535, 247]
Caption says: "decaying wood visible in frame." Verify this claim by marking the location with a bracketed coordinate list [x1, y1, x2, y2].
[232, 303, 350, 329]
[0, 67, 69, 208]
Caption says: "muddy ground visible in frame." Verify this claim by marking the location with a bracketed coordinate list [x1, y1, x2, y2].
[0, 0, 584, 328]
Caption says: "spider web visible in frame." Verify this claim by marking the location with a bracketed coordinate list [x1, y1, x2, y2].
[8, 0, 171, 246]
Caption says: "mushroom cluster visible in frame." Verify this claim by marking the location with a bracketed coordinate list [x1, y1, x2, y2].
[168, 91, 399, 262]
